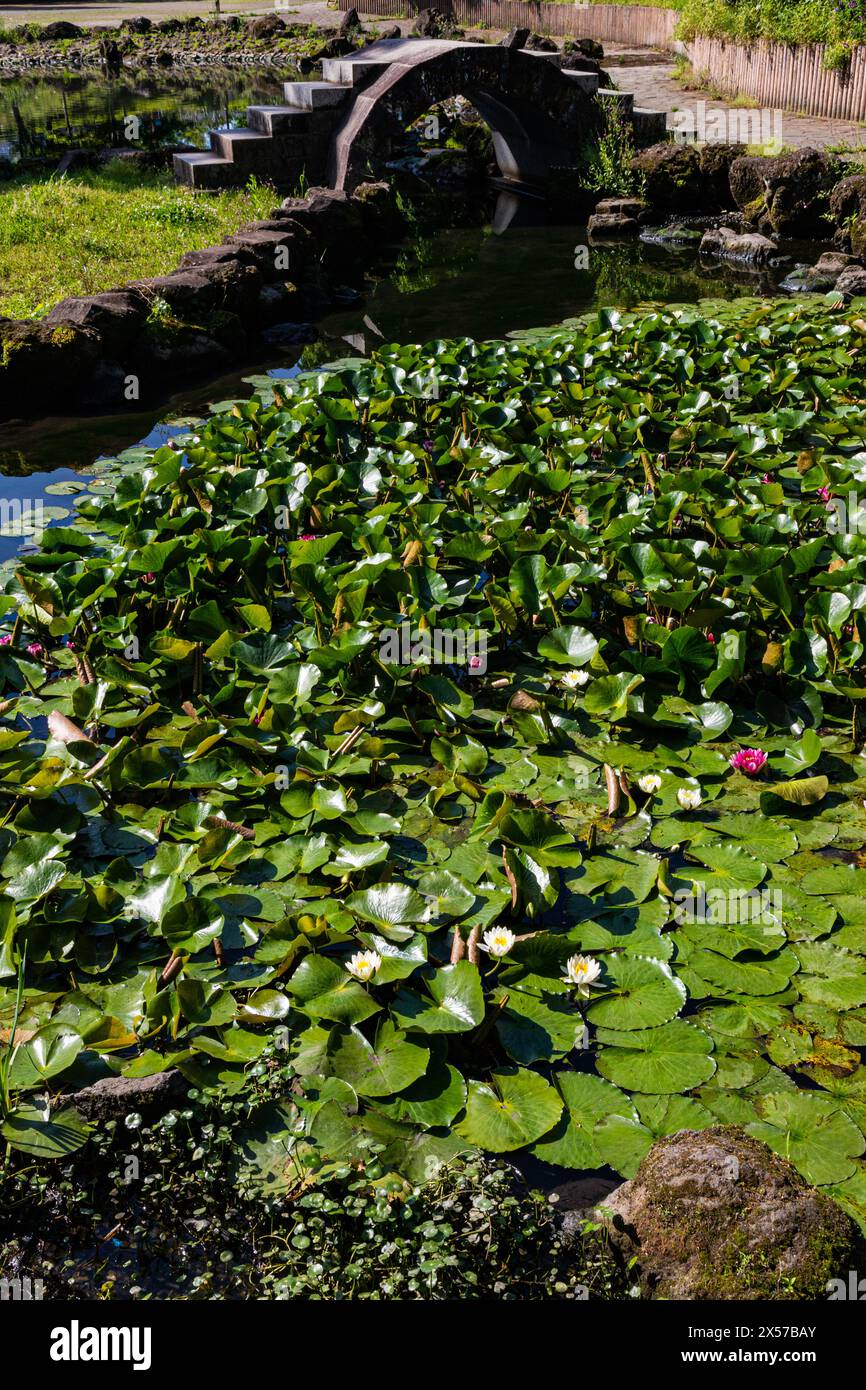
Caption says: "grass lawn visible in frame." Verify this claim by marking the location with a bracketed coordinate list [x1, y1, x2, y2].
[0, 162, 277, 320]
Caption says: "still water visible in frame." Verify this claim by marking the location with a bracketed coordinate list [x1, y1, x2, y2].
[0, 67, 295, 161]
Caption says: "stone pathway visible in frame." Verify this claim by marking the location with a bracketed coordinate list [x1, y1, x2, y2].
[605, 50, 866, 155]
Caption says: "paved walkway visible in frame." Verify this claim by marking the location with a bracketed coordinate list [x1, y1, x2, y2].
[606, 54, 866, 155]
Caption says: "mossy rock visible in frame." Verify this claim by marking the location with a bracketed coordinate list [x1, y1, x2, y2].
[595, 1125, 861, 1300]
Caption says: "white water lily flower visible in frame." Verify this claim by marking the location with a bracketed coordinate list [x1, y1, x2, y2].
[561, 669, 590, 690]
[562, 953, 602, 997]
[346, 950, 382, 982]
[638, 774, 662, 794]
[481, 926, 516, 958]
[677, 786, 702, 811]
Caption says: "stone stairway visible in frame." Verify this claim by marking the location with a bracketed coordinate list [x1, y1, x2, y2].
[173, 43, 667, 193]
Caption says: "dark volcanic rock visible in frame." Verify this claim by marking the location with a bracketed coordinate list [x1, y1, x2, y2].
[730, 146, 841, 236]
[631, 142, 704, 213]
[501, 27, 531, 48]
[38, 21, 84, 40]
[700, 225, 778, 266]
[245, 13, 285, 40]
[593, 1127, 860, 1300]
[71, 1071, 187, 1122]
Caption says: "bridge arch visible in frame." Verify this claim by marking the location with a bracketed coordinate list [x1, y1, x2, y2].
[326, 40, 606, 192]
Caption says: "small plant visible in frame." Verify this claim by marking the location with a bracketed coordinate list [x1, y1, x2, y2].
[581, 99, 645, 197]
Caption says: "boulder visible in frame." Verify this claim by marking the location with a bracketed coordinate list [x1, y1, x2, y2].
[631, 142, 704, 213]
[0, 318, 105, 417]
[588, 211, 639, 237]
[377, 25, 401, 39]
[641, 221, 704, 247]
[564, 36, 604, 60]
[38, 21, 84, 40]
[829, 174, 866, 256]
[594, 1127, 860, 1300]
[730, 147, 841, 236]
[500, 27, 531, 49]
[700, 225, 778, 266]
[71, 1070, 187, 1123]
[245, 13, 285, 40]
[594, 196, 646, 220]
[412, 8, 450, 37]
[120, 16, 152, 34]
[829, 173, 866, 225]
[778, 263, 840, 293]
[338, 7, 362, 35]
[45, 290, 146, 349]
[815, 250, 859, 275]
[127, 270, 219, 314]
[524, 32, 558, 52]
[697, 142, 744, 211]
[834, 264, 866, 299]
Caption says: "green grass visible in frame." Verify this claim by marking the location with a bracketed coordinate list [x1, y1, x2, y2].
[0, 161, 276, 320]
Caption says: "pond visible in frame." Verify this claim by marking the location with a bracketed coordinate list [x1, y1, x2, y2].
[0, 65, 297, 161]
[0, 205, 817, 564]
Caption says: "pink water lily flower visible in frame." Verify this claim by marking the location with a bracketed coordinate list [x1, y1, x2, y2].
[26, 641, 45, 658]
[817, 486, 831, 503]
[729, 747, 767, 776]
[299, 533, 318, 541]
[0, 634, 10, 647]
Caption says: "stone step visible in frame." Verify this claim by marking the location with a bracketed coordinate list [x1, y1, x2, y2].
[210, 127, 306, 169]
[172, 151, 247, 190]
[598, 87, 634, 116]
[282, 80, 352, 110]
[561, 69, 600, 94]
[321, 56, 391, 86]
[247, 104, 311, 136]
[631, 107, 669, 142]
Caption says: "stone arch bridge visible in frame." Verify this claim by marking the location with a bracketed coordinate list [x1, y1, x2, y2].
[174, 38, 665, 193]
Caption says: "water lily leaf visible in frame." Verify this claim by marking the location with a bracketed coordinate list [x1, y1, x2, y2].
[537, 625, 598, 666]
[375, 1061, 467, 1129]
[287, 955, 381, 1025]
[345, 885, 430, 936]
[456, 1068, 563, 1152]
[532, 1071, 636, 1168]
[770, 776, 828, 806]
[584, 673, 643, 720]
[594, 1020, 716, 1093]
[391, 961, 485, 1034]
[329, 1021, 429, 1097]
[493, 986, 584, 1064]
[633, 1093, 715, 1136]
[8, 1023, 83, 1089]
[586, 955, 686, 1030]
[688, 946, 798, 996]
[746, 1091, 865, 1185]
[593, 1113, 654, 1177]
[683, 843, 768, 893]
[1, 1097, 91, 1157]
